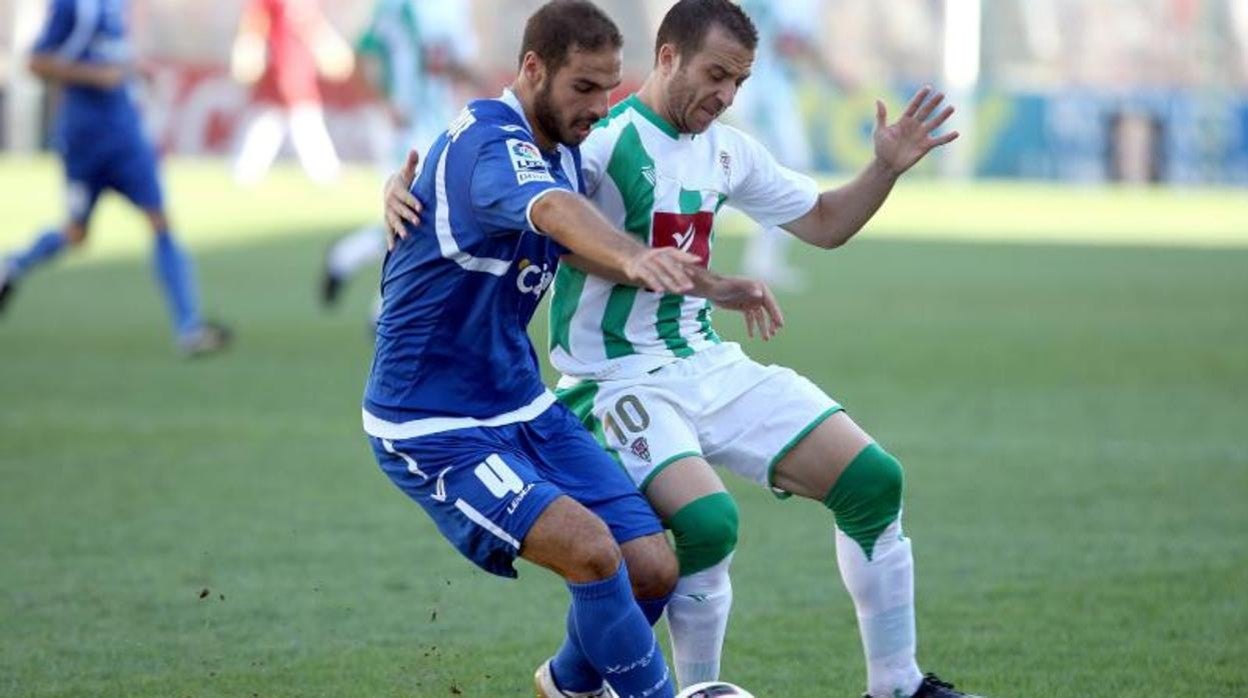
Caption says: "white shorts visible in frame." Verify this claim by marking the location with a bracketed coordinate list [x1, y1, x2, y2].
[557, 342, 841, 494]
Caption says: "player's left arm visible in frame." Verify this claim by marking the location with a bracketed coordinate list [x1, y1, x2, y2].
[782, 86, 957, 249]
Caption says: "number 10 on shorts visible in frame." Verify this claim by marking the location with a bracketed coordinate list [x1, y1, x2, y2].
[603, 394, 651, 446]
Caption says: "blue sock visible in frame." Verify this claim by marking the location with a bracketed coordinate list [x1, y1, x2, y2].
[565, 561, 674, 698]
[152, 231, 201, 337]
[552, 585, 674, 692]
[7, 229, 67, 278]
[637, 591, 672, 626]
[551, 609, 603, 693]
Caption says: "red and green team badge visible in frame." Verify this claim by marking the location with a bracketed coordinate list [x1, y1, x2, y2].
[630, 436, 652, 463]
[651, 211, 713, 267]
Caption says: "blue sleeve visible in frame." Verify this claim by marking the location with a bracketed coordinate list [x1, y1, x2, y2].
[468, 131, 570, 236]
[33, 0, 97, 57]
[32, 0, 76, 55]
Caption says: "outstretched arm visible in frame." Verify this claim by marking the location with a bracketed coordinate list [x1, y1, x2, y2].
[783, 86, 958, 249]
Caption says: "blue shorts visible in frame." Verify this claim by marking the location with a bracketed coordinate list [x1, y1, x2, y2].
[369, 403, 663, 578]
[60, 136, 164, 224]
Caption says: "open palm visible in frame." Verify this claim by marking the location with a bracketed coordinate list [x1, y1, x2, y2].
[873, 86, 959, 175]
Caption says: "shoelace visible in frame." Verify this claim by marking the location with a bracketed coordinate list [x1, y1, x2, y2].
[923, 674, 956, 690]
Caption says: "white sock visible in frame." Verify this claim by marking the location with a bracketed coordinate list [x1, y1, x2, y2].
[836, 519, 924, 698]
[327, 225, 387, 278]
[666, 555, 733, 689]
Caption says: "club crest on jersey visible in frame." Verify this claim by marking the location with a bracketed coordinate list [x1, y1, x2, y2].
[651, 211, 713, 267]
[506, 138, 554, 185]
[719, 150, 732, 179]
[629, 437, 652, 463]
[516, 258, 554, 297]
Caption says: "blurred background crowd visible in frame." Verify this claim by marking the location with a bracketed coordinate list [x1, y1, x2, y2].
[2, 0, 1246, 186]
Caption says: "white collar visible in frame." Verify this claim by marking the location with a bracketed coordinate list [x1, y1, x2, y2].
[499, 89, 532, 132]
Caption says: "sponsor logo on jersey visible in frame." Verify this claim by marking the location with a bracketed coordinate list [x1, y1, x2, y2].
[506, 138, 554, 185]
[640, 165, 657, 186]
[506, 483, 535, 514]
[651, 211, 713, 267]
[630, 436, 652, 463]
[516, 258, 555, 297]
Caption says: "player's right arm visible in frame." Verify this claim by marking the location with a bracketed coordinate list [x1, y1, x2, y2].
[27, 0, 127, 89]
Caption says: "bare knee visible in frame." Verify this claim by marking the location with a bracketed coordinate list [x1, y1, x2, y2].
[621, 533, 679, 600]
[561, 523, 623, 581]
[521, 497, 622, 583]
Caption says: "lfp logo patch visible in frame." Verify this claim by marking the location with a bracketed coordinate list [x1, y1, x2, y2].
[506, 139, 554, 185]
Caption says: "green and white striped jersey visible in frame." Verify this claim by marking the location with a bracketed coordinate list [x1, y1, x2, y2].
[549, 94, 818, 381]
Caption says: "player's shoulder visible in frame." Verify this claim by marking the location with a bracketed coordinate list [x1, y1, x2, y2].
[708, 121, 772, 165]
[453, 98, 538, 147]
[710, 120, 762, 149]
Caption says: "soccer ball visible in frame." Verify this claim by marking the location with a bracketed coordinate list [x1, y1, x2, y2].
[676, 682, 756, 698]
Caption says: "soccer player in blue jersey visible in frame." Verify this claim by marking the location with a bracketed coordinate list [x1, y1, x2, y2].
[362, 3, 781, 697]
[0, 0, 229, 356]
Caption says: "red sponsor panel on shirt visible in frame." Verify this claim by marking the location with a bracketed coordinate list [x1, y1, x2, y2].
[651, 211, 713, 267]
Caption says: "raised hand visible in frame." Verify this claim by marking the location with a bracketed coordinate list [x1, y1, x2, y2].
[383, 149, 424, 250]
[873, 86, 959, 176]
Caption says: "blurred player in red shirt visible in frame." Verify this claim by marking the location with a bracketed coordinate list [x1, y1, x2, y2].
[230, 0, 353, 185]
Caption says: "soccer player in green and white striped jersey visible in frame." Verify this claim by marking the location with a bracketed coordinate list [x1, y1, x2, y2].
[548, 2, 975, 696]
[386, 2, 979, 696]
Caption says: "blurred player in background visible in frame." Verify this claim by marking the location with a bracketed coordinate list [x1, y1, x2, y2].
[0, 0, 230, 357]
[734, 0, 849, 291]
[229, 0, 353, 186]
[319, 0, 486, 310]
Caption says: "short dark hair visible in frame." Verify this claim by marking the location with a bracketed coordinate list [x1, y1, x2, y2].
[654, 0, 759, 63]
[519, 0, 623, 73]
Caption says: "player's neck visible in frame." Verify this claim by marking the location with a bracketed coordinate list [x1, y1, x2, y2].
[636, 78, 682, 135]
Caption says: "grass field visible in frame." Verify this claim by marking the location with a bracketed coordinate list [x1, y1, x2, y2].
[1, 156, 1246, 697]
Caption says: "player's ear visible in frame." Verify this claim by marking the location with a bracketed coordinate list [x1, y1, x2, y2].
[520, 51, 547, 89]
[657, 43, 679, 76]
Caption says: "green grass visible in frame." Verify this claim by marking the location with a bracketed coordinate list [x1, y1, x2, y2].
[1, 157, 1246, 697]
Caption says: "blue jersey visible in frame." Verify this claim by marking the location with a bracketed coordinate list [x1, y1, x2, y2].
[363, 91, 586, 435]
[32, 0, 144, 150]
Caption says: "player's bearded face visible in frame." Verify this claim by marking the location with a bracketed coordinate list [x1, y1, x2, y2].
[534, 48, 622, 147]
[666, 26, 754, 134]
